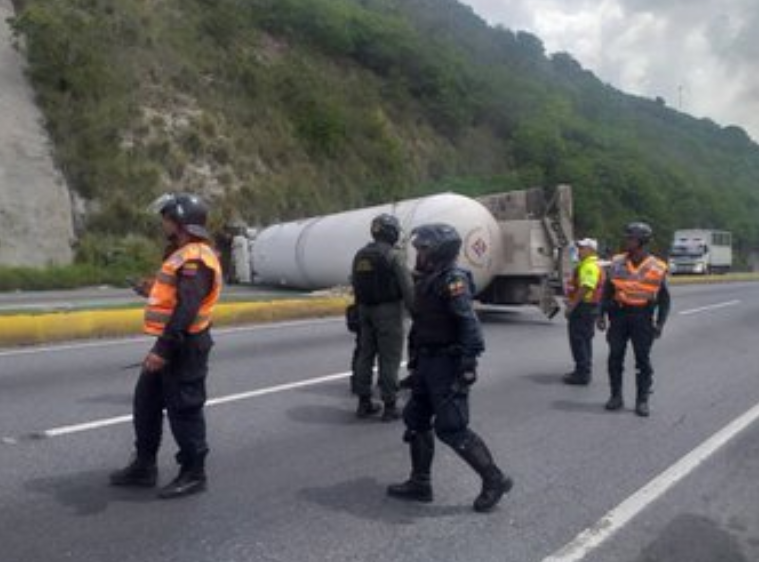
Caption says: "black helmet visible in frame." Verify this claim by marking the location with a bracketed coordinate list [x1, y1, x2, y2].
[149, 193, 210, 240]
[624, 222, 653, 244]
[411, 223, 462, 269]
[371, 213, 401, 245]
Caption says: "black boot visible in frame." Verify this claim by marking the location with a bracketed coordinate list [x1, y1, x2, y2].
[606, 368, 624, 410]
[635, 389, 650, 417]
[387, 431, 434, 503]
[381, 400, 401, 422]
[454, 433, 512, 512]
[635, 400, 650, 417]
[157, 467, 207, 499]
[605, 394, 624, 411]
[356, 396, 381, 418]
[109, 455, 157, 487]
[635, 371, 652, 417]
[563, 373, 590, 386]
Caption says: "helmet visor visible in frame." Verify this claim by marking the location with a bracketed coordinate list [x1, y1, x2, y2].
[147, 193, 177, 215]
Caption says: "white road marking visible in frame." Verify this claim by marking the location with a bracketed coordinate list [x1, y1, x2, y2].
[541, 399, 759, 562]
[33, 370, 353, 439]
[678, 300, 741, 316]
[0, 317, 341, 358]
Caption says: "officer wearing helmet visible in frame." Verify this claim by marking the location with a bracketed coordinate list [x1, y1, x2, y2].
[110, 193, 223, 498]
[387, 223, 512, 512]
[597, 222, 670, 417]
[351, 213, 414, 421]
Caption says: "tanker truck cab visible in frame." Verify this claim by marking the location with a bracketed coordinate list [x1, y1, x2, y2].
[668, 229, 732, 275]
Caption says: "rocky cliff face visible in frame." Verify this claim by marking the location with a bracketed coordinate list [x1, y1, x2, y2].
[0, 1, 74, 267]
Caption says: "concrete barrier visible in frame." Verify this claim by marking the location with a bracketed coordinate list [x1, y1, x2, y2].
[0, 296, 350, 347]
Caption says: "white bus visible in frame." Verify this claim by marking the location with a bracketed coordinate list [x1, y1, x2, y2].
[668, 229, 732, 275]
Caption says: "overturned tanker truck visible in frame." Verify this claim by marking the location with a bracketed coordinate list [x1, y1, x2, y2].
[233, 186, 573, 317]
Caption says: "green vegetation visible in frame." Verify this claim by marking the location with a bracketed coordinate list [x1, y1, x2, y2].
[8, 0, 759, 269]
[0, 234, 158, 290]
[0, 264, 121, 292]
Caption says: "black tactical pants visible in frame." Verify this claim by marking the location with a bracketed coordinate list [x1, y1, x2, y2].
[607, 309, 656, 400]
[568, 303, 598, 380]
[133, 330, 213, 469]
[403, 353, 475, 450]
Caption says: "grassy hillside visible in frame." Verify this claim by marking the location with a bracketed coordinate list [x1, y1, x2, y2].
[8, 0, 759, 265]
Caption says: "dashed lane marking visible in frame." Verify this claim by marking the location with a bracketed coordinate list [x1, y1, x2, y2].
[678, 300, 741, 316]
[7, 370, 352, 441]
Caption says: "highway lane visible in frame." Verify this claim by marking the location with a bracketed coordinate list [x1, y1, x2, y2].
[0, 282, 757, 562]
[581, 420, 759, 562]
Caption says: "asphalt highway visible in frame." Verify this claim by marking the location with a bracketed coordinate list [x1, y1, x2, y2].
[1, 282, 757, 562]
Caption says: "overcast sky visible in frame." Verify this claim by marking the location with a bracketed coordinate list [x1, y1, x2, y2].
[461, 0, 759, 142]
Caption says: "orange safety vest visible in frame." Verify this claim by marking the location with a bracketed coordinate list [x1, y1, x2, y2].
[566, 258, 606, 304]
[608, 253, 667, 307]
[144, 242, 223, 336]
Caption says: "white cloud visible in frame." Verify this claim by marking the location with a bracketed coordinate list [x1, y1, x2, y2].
[461, 0, 759, 141]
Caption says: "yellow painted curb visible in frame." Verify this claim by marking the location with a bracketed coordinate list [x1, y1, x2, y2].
[669, 272, 759, 285]
[0, 297, 350, 348]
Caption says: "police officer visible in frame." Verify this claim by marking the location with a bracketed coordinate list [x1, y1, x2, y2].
[387, 223, 512, 512]
[351, 214, 414, 421]
[598, 222, 670, 417]
[563, 238, 605, 385]
[110, 193, 223, 498]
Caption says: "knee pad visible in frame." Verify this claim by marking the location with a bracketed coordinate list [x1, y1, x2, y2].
[403, 429, 434, 446]
[436, 430, 468, 450]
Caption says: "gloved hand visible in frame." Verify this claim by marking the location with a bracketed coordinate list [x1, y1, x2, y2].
[399, 370, 417, 390]
[406, 355, 418, 371]
[652, 322, 664, 339]
[456, 356, 478, 388]
[400, 355, 419, 390]
[596, 315, 608, 332]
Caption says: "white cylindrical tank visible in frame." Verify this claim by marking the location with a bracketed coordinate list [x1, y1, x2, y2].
[251, 193, 504, 294]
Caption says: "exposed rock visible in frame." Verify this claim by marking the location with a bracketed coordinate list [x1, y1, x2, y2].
[0, 0, 74, 267]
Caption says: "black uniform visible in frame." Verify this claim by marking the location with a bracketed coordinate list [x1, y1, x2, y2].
[601, 255, 670, 412]
[403, 267, 484, 446]
[388, 261, 512, 512]
[133, 259, 214, 472]
[111, 248, 216, 497]
[567, 302, 598, 381]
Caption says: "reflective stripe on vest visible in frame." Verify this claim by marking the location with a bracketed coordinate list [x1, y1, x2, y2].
[609, 254, 667, 307]
[144, 242, 222, 336]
